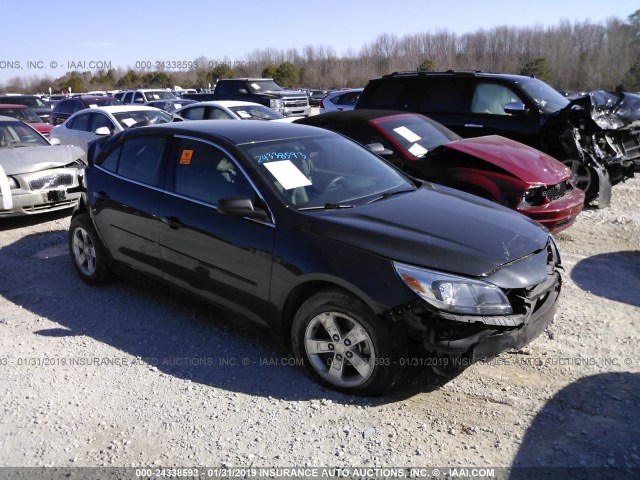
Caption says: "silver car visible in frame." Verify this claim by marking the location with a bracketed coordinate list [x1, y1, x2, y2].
[0, 116, 84, 217]
[319, 88, 364, 113]
[50, 106, 171, 153]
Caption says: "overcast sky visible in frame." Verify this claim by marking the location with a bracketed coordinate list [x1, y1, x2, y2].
[0, 0, 635, 85]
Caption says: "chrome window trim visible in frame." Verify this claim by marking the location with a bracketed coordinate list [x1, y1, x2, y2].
[93, 135, 276, 228]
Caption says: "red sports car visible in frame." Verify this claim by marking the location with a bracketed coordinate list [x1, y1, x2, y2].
[0, 104, 52, 138]
[296, 110, 584, 233]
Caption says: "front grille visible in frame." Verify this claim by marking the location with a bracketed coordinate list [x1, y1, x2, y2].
[29, 174, 74, 191]
[543, 182, 568, 202]
[283, 98, 308, 107]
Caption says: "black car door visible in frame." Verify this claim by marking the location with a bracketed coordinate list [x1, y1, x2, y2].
[89, 134, 169, 277]
[156, 136, 275, 326]
[462, 80, 542, 147]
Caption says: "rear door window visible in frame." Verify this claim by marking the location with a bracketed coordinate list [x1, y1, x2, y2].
[416, 78, 469, 114]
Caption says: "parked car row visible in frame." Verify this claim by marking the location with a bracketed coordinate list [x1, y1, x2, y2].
[295, 110, 584, 233]
[4, 69, 635, 397]
[355, 70, 638, 206]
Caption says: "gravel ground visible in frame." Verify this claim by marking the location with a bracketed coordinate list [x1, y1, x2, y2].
[0, 177, 638, 475]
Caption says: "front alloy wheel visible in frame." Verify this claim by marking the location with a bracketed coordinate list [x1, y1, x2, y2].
[304, 311, 376, 388]
[292, 289, 406, 396]
[72, 227, 96, 277]
[68, 213, 112, 285]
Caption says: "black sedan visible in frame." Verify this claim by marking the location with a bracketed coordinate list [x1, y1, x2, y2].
[70, 121, 562, 395]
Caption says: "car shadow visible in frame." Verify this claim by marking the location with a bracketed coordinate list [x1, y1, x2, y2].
[1, 229, 445, 403]
[509, 372, 640, 480]
[570, 251, 640, 307]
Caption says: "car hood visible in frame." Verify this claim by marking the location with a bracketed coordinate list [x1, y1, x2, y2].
[307, 184, 549, 277]
[0, 145, 85, 175]
[438, 135, 570, 185]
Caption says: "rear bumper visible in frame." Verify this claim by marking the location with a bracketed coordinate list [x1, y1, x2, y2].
[517, 188, 585, 233]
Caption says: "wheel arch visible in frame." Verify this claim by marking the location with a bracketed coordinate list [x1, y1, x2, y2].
[277, 278, 380, 343]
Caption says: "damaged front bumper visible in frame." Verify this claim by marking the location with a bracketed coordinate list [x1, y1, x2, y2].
[389, 240, 562, 364]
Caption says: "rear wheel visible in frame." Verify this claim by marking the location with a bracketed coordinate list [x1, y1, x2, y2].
[562, 159, 599, 204]
[69, 213, 112, 285]
[292, 289, 406, 396]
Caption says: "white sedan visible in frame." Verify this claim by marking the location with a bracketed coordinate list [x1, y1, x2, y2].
[50, 106, 171, 152]
[172, 101, 295, 122]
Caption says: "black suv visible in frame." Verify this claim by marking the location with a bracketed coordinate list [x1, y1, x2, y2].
[356, 71, 637, 204]
[50, 96, 123, 125]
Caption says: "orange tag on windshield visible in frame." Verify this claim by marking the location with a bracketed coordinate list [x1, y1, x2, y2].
[180, 150, 193, 164]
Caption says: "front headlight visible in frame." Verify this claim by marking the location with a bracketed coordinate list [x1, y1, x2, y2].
[394, 262, 512, 315]
[7, 176, 19, 189]
[269, 99, 283, 110]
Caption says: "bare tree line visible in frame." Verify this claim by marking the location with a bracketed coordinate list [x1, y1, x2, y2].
[2, 16, 638, 93]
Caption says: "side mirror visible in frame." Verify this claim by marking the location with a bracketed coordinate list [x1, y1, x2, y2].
[134, 98, 145, 103]
[504, 102, 527, 115]
[366, 143, 394, 156]
[55, 118, 65, 125]
[217, 197, 270, 221]
[172, 116, 185, 122]
[49, 137, 61, 146]
[238, 88, 248, 95]
[94, 126, 111, 135]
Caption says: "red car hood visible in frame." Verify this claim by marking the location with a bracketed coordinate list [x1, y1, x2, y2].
[441, 135, 570, 185]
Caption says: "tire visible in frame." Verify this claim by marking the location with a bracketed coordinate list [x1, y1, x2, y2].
[68, 213, 112, 285]
[562, 159, 599, 204]
[291, 289, 406, 396]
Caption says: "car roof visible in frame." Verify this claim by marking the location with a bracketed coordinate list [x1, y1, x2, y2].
[121, 119, 330, 145]
[375, 70, 534, 83]
[180, 101, 267, 108]
[0, 95, 40, 99]
[302, 109, 411, 124]
[71, 105, 162, 114]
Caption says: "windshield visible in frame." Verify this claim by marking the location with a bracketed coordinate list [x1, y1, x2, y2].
[239, 134, 415, 209]
[0, 121, 49, 147]
[143, 91, 177, 101]
[248, 81, 282, 93]
[517, 78, 570, 114]
[112, 110, 172, 129]
[229, 105, 284, 120]
[374, 114, 461, 158]
[0, 107, 42, 123]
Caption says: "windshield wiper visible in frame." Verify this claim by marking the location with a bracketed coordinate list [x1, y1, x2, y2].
[298, 203, 355, 211]
[367, 188, 416, 204]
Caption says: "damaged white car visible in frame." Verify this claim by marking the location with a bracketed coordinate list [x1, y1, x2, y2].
[0, 116, 85, 217]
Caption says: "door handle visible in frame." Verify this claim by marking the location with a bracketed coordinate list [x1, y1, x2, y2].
[465, 123, 484, 128]
[160, 216, 182, 229]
